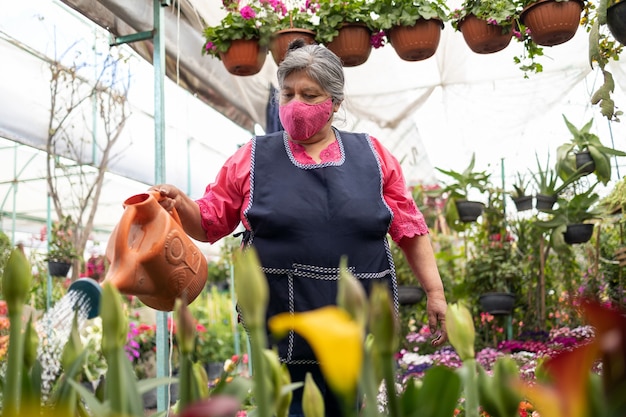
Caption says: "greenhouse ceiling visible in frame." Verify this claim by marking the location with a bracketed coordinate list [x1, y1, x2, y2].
[1, 0, 626, 254]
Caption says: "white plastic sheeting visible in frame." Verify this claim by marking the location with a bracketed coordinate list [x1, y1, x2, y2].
[0, 0, 251, 253]
[1, 0, 626, 249]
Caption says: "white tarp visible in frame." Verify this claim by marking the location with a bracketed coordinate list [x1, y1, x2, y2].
[1, 0, 626, 250]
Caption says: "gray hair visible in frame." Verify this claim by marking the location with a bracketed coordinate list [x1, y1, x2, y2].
[276, 42, 345, 105]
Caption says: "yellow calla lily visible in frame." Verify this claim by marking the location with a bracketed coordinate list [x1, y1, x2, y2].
[268, 306, 363, 398]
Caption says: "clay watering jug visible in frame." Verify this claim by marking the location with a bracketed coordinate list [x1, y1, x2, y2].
[102, 191, 208, 311]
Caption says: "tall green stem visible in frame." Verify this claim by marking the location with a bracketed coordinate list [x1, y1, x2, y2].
[381, 349, 401, 417]
[249, 325, 272, 417]
[461, 358, 479, 417]
[4, 306, 24, 417]
[360, 347, 381, 417]
[178, 352, 194, 409]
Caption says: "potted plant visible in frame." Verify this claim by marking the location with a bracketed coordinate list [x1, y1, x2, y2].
[201, 1, 273, 76]
[535, 183, 604, 247]
[464, 194, 522, 315]
[467, 244, 519, 315]
[530, 152, 581, 211]
[556, 115, 626, 185]
[266, 1, 319, 65]
[435, 153, 491, 229]
[510, 172, 533, 211]
[315, 0, 377, 66]
[371, 0, 449, 61]
[449, 0, 517, 54]
[46, 215, 80, 277]
[518, 0, 585, 46]
[599, 175, 626, 216]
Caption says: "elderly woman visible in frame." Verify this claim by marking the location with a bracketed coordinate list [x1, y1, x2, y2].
[151, 40, 447, 417]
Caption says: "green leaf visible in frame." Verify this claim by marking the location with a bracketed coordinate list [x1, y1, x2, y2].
[589, 146, 611, 184]
[68, 378, 109, 417]
[137, 377, 178, 395]
[403, 367, 461, 417]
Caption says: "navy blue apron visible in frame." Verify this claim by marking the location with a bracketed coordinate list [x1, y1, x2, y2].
[243, 128, 398, 363]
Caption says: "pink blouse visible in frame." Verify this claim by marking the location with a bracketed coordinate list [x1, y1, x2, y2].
[196, 135, 429, 244]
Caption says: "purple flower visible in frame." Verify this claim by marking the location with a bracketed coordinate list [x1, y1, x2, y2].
[370, 31, 385, 49]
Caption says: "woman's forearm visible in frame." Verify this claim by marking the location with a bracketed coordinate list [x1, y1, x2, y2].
[397, 234, 445, 296]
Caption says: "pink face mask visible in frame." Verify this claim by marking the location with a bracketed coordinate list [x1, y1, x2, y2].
[279, 98, 333, 141]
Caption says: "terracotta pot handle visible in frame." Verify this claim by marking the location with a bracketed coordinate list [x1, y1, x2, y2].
[149, 190, 183, 227]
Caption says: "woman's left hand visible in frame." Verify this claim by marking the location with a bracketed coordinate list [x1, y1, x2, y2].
[426, 292, 448, 347]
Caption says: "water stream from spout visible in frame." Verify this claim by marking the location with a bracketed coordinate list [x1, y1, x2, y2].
[35, 287, 95, 401]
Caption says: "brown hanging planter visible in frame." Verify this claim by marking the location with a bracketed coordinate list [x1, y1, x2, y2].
[326, 23, 372, 67]
[607, 1, 626, 45]
[219, 39, 268, 76]
[387, 19, 443, 61]
[520, 0, 584, 46]
[269, 28, 317, 65]
[458, 14, 513, 54]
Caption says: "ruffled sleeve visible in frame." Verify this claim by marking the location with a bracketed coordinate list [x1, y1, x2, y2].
[370, 136, 429, 243]
[195, 141, 252, 243]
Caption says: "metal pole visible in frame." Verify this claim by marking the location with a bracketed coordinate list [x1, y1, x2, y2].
[152, 0, 170, 411]
[501, 158, 513, 340]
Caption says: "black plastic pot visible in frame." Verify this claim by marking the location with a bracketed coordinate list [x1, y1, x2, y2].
[455, 200, 484, 222]
[535, 194, 557, 211]
[575, 151, 595, 175]
[48, 260, 72, 277]
[512, 195, 533, 211]
[608, 1, 626, 45]
[563, 223, 594, 244]
[397, 285, 425, 305]
[478, 292, 515, 315]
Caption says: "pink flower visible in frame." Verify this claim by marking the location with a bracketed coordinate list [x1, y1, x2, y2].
[239, 5, 256, 20]
[205, 41, 215, 52]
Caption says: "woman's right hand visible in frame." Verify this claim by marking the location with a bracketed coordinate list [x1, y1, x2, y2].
[148, 184, 208, 242]
[148, 184, 181, 212]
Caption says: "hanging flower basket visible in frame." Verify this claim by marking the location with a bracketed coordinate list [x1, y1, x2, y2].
[269, 28, 317, 65]
[387, 19, 444, 62]
[458, 14, 513, 54]
[219, 39, 268, 76]
[607, 1, 626, 45]
[520, 0, 584, 46]
[326, 23, 372, 67]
